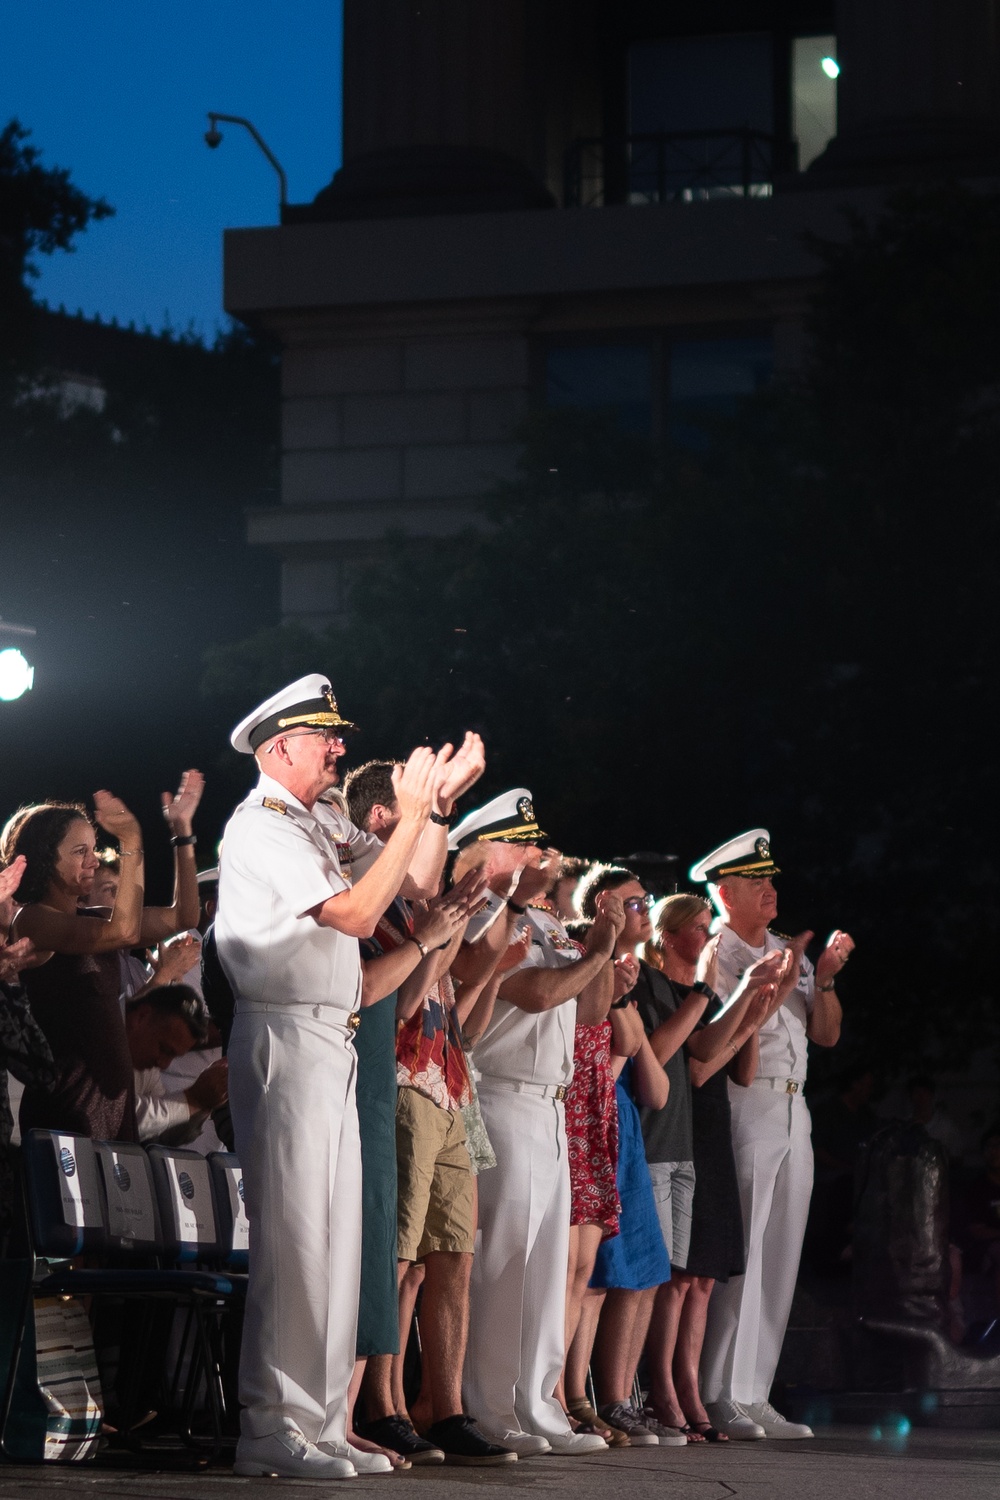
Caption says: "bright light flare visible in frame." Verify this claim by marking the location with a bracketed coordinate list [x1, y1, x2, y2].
[821, 56, 840, 79]
[0, 648, 35, 701]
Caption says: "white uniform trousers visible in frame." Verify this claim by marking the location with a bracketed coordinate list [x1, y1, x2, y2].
[463, 1083, 573, 1441]
[701, 1084, 814, 1405]
[228, 1001, 362, 1443]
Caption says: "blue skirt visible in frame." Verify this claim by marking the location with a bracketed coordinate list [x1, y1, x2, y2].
[591, 1068, 671, 1291]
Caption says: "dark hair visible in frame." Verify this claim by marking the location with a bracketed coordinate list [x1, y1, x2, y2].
[574, 863, 635, 920]
[126, 984, 208, 1044]
[0, 802, 93, 905]
[557, 855, 591, 884]
[343, 759, 401, 833]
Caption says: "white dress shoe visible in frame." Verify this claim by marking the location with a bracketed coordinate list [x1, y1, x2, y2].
[544, 1430, 608, 1455]
[740, 1401, 814, 1439]
[480, 1430, 551, 1457]
[234, 1429, 357, 1478]
[320, 1442, 395, 1473]
[705, 1398, 765, 1441]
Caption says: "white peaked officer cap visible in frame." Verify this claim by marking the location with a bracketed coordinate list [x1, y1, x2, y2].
[448, 788, 546, 853]
[688, 828, 781, 884]
[230, 673, 358, 755]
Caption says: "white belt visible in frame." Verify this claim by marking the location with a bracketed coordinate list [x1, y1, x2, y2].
[236, 1000, 360, 1032]
[752, 1076, 805, 1095]
[477, 1076, 568, 1101]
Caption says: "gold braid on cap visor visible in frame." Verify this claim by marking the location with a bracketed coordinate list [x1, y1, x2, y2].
[714, 859, 781, 877]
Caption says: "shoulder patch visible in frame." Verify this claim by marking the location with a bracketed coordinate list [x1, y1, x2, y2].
[262, 797, 287, 815]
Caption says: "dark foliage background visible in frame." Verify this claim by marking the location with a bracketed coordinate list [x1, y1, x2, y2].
[204, 186, 1000, 1084]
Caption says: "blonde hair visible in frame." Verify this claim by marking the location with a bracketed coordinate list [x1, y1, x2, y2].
[641, 893, 711, 970]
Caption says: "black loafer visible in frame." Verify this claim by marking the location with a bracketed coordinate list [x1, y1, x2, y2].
[423, 1414, 518, 1465]
[359, 1414, 444, 1464]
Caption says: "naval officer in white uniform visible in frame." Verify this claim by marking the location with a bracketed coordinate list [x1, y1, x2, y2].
[691, 830, 855, 1441]
[217, 674, 481, 1480]
[453, 790, 620, 1458]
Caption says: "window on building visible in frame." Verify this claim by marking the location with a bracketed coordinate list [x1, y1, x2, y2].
[627, 33, 774, 200]
[545, 344, 653, 435]
[667, 335, 773, 449]
[792, 35, 838, 169]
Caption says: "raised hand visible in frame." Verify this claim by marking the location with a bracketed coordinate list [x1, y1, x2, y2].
[0, 854, 26, 911]
[93, 790, 142, 846]
[391, 747, 437, 824]
[161, 769, 205, 836]
[434, 732, 486, 813]
[742, 949, 788, 992]
[815, 928, 855, 986]
[587, 890, 627, 955]
[509, 847, 560, 906]
[743, 981, 783, 1031]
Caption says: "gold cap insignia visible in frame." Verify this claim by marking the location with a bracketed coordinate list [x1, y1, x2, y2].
[517, 796, 535, 822]
[755, 837, 770, 859]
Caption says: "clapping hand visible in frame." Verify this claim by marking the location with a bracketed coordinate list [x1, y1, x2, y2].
[612, 952, 640, 1002]
[433, 732, 486, 815]
[412, 868, 491, 950]
[93, 790, 142, 845]
[496, 924, 533, 973]
[508, 847, 561, 907]
[815, 929, 855, 987]
[149, 932, 201, 986]
[587, 890, 627, 956]
[1, 854, 26, 935]
[161, 769, 205, 837]
[391, 747, 438, 824]
[0, 936, 35, 985]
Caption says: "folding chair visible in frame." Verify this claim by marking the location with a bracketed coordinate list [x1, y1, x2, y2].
[1, 1131, 236, 1462]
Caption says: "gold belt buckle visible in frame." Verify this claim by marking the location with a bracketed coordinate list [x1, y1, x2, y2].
[347, 1011, 361, 1033]
[786, 1079, 799, 1095]
[555, 1085, 567, 1101]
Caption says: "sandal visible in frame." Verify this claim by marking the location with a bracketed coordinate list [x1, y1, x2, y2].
[686, 1420, 728, 1442]
[566, 1399, 629, 1447]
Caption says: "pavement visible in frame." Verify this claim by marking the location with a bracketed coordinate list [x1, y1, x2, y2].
[1, 1428, 999, 1500]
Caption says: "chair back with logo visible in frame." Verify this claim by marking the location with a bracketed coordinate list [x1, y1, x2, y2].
[207, 1153, 249, 1272]
[146, 1146, 220, 1263]
[93, 1142, 161, 1256]
[20, 1131, 106, 1259]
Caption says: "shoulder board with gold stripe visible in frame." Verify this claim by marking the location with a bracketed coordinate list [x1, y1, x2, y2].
[262, 797, 287, 815]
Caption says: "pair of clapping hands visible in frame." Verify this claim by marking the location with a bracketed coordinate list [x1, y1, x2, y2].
[736, 928, 856, 1029]
[389, 733, 486, 823]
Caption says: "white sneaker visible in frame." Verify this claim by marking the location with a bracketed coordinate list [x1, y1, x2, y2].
[480, 1430, 551, 1457]
[320, 1441, 395, 1473]
[705, 1398, 765, 1441]
[544, 1430, 608, 1455]
[235, 1429, 358, 1478]
[740, 1401, 814, 1439]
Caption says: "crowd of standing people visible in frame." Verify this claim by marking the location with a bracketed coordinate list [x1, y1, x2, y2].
[0, 671, 858, 1478]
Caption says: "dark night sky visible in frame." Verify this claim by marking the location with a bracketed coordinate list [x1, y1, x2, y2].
[3, 1, 344, 338]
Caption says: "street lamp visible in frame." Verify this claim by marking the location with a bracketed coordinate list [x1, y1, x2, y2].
[204, 113, 288, 213]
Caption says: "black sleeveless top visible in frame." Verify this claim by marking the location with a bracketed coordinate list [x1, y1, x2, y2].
[18, 913, 137, 1142]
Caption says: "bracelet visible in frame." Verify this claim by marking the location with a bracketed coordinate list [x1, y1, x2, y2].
[429, 811, 452, 827]
[611, 996, 631, 1010]
[691, 979, 721, 1007]
[817, 979, 837, 992]
[730, 1039, 739, 1057]
[170, 834, 197, 848]
[508, 900, 527, 915]
[118, 848, 144, 858]
[411, 936, 429, 959]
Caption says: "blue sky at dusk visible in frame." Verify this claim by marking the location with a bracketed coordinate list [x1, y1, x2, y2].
[4, 2, 344, 339]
